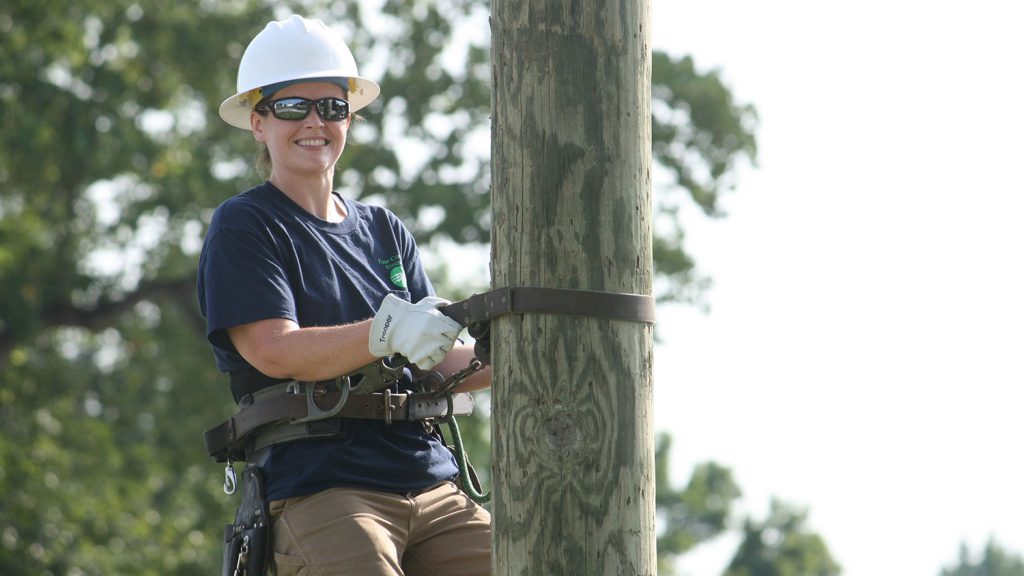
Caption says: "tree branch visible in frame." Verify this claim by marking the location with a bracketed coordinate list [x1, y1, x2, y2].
[40, 275, 198, 330]
[0, 274, 198, 371]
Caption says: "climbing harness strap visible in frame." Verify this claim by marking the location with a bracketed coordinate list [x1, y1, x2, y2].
[245, 388, 475, 455]
[438, 286, 655, 365]
[440, 286, 656, 326]
[204, 380, 474, 464]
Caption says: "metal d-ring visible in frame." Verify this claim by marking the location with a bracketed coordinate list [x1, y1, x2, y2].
[291, 376, 350, 424]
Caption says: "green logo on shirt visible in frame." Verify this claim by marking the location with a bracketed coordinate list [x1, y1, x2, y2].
[379, 255, 407, 289]
[389, 265, 407, 289]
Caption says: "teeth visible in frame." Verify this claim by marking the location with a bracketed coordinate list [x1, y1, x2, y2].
[296, 138, 327, 146]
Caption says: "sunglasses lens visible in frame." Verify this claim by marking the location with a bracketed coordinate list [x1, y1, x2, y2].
[271, 98, 312, 120]
[317, 98, 349, 121]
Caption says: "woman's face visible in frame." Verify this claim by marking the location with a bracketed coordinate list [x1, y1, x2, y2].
[250, 81, 351, 180]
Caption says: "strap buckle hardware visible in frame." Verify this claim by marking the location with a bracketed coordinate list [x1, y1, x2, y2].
[383, 388, 394, 425]
[287, 376, 350, 424]
[349, 355, 408, 395]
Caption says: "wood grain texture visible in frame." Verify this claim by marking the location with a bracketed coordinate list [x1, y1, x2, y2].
[490, 1, 655, 574]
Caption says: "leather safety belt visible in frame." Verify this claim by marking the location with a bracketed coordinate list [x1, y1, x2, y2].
[205, 381, 474, 463]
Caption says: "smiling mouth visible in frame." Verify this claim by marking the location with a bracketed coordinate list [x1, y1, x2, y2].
[296, 138, 328, 147]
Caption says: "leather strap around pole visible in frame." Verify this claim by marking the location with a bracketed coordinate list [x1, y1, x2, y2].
[441, 286, 656, 327]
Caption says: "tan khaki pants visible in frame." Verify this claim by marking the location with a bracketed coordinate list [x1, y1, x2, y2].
[268, 482, 491, 576]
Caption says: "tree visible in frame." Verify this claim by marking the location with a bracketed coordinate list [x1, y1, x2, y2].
[655, 434, 742, 574]
[653, 434, 841, 576]
[1, 3, 276, 573]
[941, 540, 1024, 576]
[724, 500, 841, 576]
[0, 0, 756, 573]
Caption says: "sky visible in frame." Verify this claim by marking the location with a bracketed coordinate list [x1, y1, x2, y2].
[647, 1, 1024, 574]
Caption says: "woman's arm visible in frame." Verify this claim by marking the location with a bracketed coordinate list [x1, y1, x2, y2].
[228, 317, 377, 382]
[227, 316, 491, 389]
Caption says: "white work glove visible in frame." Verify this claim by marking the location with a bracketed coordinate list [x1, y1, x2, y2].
[368, 294, 463, 369]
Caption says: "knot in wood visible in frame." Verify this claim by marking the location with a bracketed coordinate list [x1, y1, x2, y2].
[544, 412, 580, 452]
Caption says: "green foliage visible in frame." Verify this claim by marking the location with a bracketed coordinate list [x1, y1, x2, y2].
[651, 52, 758, 302]
[655, 433, 741, 574]
[0, 311, 230, 574]
[653, 435, 843, 576]
[724, 499, 841, 576]
[0, 0, 757, 573]
[941, 540, 1024, 576]
[0, 0, 271, 351]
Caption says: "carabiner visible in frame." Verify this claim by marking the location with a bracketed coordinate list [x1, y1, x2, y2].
[223, 460, 237, 495]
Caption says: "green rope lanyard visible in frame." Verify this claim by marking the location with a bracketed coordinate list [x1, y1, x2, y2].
[446, 416, 490, 504]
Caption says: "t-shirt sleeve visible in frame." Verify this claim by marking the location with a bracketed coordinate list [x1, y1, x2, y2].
[391, 212, 435, 302]
[198, 227, 297, 353]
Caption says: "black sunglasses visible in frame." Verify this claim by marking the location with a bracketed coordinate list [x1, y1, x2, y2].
[255, 96, 350, 122]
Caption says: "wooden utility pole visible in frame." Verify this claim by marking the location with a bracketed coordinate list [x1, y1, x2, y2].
[490, 1, 655, 574]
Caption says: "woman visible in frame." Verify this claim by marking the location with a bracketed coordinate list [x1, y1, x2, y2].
[198, 15, 491, 576]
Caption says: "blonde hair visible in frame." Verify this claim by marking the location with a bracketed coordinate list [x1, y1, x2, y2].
[256, 145, 273, 179]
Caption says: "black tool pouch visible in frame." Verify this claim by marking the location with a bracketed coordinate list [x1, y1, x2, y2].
[222, 464, 270, 576]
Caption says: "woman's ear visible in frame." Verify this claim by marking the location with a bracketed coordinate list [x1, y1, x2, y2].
[251, 112, 266, 141]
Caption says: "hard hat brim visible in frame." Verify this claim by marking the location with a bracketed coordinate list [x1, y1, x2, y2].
[218, 75, 381, 130]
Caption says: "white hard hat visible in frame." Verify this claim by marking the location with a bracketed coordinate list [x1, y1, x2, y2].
[219, 15, 381, 130]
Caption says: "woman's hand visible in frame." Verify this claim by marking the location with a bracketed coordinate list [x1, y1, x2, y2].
[368, 294, 463, 369]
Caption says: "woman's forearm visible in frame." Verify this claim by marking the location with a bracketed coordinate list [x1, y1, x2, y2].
[229, 318, 377, 381]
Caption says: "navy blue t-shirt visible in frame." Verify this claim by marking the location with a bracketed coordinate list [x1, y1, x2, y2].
[197, 182, 458, 501]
